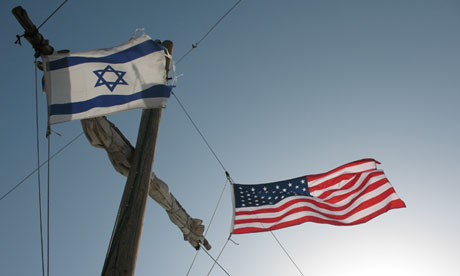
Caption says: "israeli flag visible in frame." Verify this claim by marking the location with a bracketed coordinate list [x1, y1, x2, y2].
[43, 34, 171, 124]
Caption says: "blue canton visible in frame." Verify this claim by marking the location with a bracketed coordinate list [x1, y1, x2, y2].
[93, 65, 128, 92]
[233, 176, 311, 208]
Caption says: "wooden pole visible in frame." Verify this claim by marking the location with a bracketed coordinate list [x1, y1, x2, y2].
[101, 41, 173, 276]
[11, 8, 176, 274]
[12, 6, 54, 57]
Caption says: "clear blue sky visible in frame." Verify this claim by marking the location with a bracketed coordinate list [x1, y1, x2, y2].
[1, 0, 460, 275]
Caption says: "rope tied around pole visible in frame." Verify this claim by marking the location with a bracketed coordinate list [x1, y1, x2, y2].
[15, 34, 24, 45]
[12, 0, 68, 56]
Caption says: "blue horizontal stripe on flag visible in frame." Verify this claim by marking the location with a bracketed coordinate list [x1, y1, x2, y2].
[49, 85, 171, 116]
[47, 40, 164, 71]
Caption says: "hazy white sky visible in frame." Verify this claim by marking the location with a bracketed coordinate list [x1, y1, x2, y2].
[1, 0, 460, 275]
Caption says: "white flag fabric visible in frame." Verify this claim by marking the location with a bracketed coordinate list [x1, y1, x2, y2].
[43, 34, 170, 124]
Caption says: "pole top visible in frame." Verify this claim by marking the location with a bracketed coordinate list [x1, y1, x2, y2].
[12, 6, 54, 57]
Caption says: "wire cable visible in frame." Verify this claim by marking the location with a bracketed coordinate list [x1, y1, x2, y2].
[37, 0, 69, 30]
[185, 251, 199, 276]
[174, 49, 306, 276]
[185, 179, 229, 276]
[245, 195, 306, 276]
[245, 201, 306, 275]
[172, 3, 245, 272]
[171, 91, 228, 173]
[200, 245, 231, 276]
[0, 132, 84, 202]
[270, 231, 305, 276]
[46, 135, 51, 276]
[34, 59, 46, 276]
[172, 89, 238, 276]
[176, 0, 243, 65]
[205, 180, 229, 237]
[206, 237, 231, 276]
[173, 89, 235, 274]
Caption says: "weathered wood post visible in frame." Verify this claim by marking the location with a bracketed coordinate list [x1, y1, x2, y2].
[101, 41, 174, 276]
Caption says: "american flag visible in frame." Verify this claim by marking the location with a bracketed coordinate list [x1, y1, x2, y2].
[231, 159, 405, 234]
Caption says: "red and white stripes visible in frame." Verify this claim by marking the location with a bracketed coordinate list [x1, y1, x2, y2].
[232, 159, 405, 234]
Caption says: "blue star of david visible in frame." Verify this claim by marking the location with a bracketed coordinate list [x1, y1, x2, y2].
[93, 65, 128, 92]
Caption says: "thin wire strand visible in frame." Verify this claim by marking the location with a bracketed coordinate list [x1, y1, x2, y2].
[185, 179, 229, 276]
[200, 245, 231, 276]
[270, 231, 305, 276]
[34, 59, 46, 276]
[249, 199, 306, 276]
[176, 0, 243, 65]
[0, 132, 84, 202]
[46, 136, 51, 276]
[206, 238, 231, 276]
[172, 3, 244, 272]
[205, 180, 229, 236]
[204, 176, 235, 275]
[171, 91, 227, 173]
[185, 252, 199, 276]
[37, 0, 69, 30]
[176, 48, 194, 65]
[161, 70, 304, 276]
[195, 0, 242, 46]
